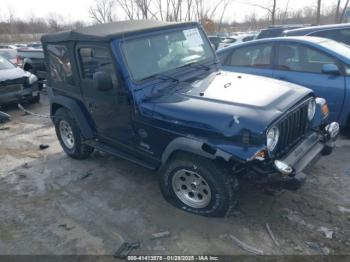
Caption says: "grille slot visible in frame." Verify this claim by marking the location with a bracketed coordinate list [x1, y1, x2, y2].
[0, 84, 22, 93]
[273, 100, 310, 157]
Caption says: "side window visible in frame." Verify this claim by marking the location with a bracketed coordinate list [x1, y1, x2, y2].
[78, 47, 114, 79]
[277, 44, 336, 74]
[227, 44, 272, 68]
[311, 29, 350, 45]
[302, 46, 336, 73]
[277, 44, 301, 71]
[47, 45, 74, 85]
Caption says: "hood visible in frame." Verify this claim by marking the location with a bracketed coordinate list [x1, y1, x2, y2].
[0, 67, 27, 85]
[141, 70, 312, 138]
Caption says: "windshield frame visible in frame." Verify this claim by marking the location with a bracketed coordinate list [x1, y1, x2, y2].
[120, 26, 216, 84]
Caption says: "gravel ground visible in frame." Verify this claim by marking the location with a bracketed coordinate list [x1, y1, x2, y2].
[0, 94, 349, 256]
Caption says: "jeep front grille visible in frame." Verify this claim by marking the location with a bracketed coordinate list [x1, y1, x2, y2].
[0, 84, 22, 93]
[273, 99, 310, 157]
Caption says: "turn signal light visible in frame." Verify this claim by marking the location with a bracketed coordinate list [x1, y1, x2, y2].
[254, 150, 268, 161]
[322, 104, 329, 118]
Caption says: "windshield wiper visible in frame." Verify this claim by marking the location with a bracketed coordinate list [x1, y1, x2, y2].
[178, 61, 213, 71]
[139, 73, 180, 83]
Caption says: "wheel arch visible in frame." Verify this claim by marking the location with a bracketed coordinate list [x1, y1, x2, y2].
[50, 95, 94, 139]
[160, 137, 235, 167]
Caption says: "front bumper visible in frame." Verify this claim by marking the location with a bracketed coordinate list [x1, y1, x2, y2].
[0, 83, 39, 104]
[257, 122, 339, 190]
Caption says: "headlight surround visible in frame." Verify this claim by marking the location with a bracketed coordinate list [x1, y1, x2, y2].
[266, 126, 280, 152]
[307, 98, 316, 121]
[28, 73, 38, 85]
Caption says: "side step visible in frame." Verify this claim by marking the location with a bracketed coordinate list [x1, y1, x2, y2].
[85, 140, 159, 170]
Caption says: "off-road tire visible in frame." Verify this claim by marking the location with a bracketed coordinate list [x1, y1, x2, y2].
[159, 153, 239, 217]
[54, 107, 93, 159]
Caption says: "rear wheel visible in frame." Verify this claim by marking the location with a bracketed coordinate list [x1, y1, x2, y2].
[159, 153, 238, 217]
[54, 108, 93, 159]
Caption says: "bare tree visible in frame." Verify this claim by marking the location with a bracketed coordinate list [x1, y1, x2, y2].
[88, 0, 115, 24]
[247, 0, 277, 25]
[135, 0, 153, 19]
[340, 0, 350, 22]
[116, 0, 137, 19]
[47, 13, 64, 32]
[335, 0, 342, 22]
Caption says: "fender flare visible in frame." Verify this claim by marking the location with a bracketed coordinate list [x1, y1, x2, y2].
[50, 95, 94, 139]
[161, 137, 232, 164]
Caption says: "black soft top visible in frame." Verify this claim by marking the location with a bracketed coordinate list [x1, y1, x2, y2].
[41, 20, 198, 43]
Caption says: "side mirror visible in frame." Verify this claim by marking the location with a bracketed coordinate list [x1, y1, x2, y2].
[322, 64, 340, 75]
[93, 71, 113, 91]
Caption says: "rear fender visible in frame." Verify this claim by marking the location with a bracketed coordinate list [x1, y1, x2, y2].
[49, 92, 94, 139]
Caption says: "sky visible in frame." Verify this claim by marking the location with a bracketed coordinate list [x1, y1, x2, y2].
[0, 0, 340, 23]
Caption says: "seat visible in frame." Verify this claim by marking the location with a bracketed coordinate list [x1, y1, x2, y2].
[278, 45, 296, 71]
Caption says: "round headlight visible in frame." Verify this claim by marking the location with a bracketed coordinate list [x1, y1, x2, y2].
[267, 126, 280, 152]
[28, 73, 38, 85]
[308, 99, 316, 121]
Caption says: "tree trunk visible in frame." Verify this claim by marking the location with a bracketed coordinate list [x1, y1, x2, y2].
[335, 0, 341, 23]
[316, 0, 321, 25]
[340, 0, 350, 23]
[271, 0, 277, 25]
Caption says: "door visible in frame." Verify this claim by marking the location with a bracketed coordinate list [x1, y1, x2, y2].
[221, 43, 274, 78]
[76, 45, 134, 145]
[272, 43, 346, 122]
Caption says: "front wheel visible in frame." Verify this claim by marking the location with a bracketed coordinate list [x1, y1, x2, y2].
[159, 153, 239, 217]
[53, 108, 93, 159]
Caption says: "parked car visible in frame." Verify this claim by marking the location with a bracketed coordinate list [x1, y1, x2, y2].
[217, 36, 350, 128]
[217, 37, 237, 49]
[16, 48, 46, 89]
[0, 55, 40, 104]
[26, 42, 42, 49]
[256, 24, 307, 39]
[41, 21, 338, 217]
[208, 36, 225, 50]
[0, 49, 17, 64]
[217, 34, 257, 50]
[284, 23, 350, 46]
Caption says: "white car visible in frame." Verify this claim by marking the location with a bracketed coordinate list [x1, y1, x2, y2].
[217, 34, 256, 50]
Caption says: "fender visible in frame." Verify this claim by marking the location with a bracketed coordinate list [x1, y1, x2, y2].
[161, 136, 233, 164]
[49, 90, 95, 139]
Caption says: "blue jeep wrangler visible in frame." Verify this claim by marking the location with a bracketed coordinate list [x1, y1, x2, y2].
[41, 21, 339, 217]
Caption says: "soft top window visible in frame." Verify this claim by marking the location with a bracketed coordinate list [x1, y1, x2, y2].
[47, 44, 74, 85]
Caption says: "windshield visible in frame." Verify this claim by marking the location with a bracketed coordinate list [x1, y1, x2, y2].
[0, 50, 16, 60]
[122, 27, 214, 81]
[0, 56, 15, 70]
